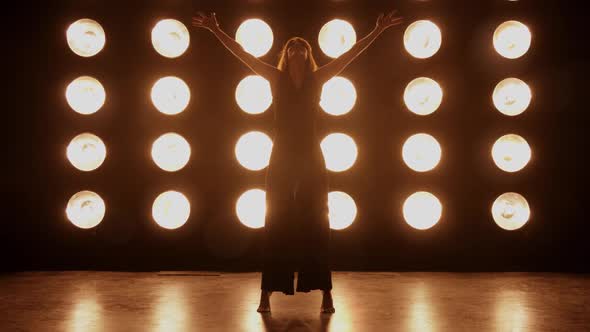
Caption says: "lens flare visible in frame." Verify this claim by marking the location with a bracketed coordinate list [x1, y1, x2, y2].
[152, 191, 191, 229]
[67, 133, 107, 171]
[491, 134, 531, 172]
[66, 76, 106, 115]
[493, 78, 532, 116]
[320, 76, 357, 116]
[235, 18, 274, 57]
[66, 191, 106, 229]
[234, 131, 273, 171]
[493, 20, 531, 59]
[318, 19, 357, 58]
[492, 192, 531, 230]
[404, 77, 443, 115]
[66, 18, 106, 57]
[402, 191, 442, 230]
[151, 19, 190, 58]
[235, 75, 273, 114]
[404, 20, 442, 59]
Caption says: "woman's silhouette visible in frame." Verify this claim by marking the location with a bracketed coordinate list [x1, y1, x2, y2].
[192, 10, 403, 314]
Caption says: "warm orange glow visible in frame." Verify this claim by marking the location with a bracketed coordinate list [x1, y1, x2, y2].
[402, 133, 442, 172]
[151, 133, 191, 172]
[318, 19, 357, 58]
[66, 18, 106, 57]
[328, 191, 357, 230]
[66, 191, 106, 229]
[151, 76, 191, 115]
[234, 131, 273, 171]
[492, 192, 531, 230]
[493, 20, 531, 59]
[151, 19, 190, 58]
[404, 20, 442, 59]
[404, 77, 443, 115]
[235, 19, 274, 57]
[235, 75, 273, 114]
[152, 191, 191, 229]
[66, 133, 107, 171]
[402, 191, 442, 230]
[320, 133, 358, 172]
[491, 134, 532, 172]
[236, 188, 266, 229]
[66, 76, 106, 115]
[320, 76, 357, 116]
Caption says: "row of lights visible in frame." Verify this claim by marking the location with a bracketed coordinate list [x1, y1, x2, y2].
[66, 18, 531, 60]
[64, 14, 533, 232]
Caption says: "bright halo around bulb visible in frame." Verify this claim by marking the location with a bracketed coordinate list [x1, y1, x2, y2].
[404, 20, 442, 59]
[66, 133, 107, 171]
[235, 75, 273, 114]
[236, 188, 266, 229]
[235, 18, 274, 57]
[66, 191, 106, 229]
[492, 78, 532, 116]
[66, 76, 106, 115]
[151, 19, 190, 58]
[151, 133, 191, 172]
[152, 190, 191, 230]
[402, 133, 442, 172]
[235, 131, 273, 171]
[493, 20, 531, 59]
[66, 18, 106, 57]
[151, 76, 191, 115]
[320, 76, 357, 115]
[404, 77, 443, 115]
[492, 192, 531, 230]
[402, 191, 442, 230]
[320, 133, 358, 172]
[318, 19, 357, 58]
[491, 134, 531, 172]
[328, 191, 357, 230]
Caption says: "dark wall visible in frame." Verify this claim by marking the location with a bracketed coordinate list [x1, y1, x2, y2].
[5, 0, 587, 272]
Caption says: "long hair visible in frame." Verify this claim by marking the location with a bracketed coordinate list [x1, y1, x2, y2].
[277, 37, 319, 75]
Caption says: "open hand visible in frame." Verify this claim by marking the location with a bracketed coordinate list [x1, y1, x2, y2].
[376, 10, 404, 32]
[192, 11, 220, 32]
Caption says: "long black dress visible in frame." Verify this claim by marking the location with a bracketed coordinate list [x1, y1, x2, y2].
[260, 68, 332, 295]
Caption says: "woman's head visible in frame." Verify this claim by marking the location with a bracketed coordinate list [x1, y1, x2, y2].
[277, 37, 318, 73]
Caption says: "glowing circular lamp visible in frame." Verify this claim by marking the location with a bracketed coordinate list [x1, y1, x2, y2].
[491, 134, 531, 172]
[404, 77, 443, 115]
[151, 133, 191, 172]
[236, 188, 266, 229]
[235, 131, 273, 171]
[404, 20, 442, 59]
[402, 191, 442, 230]
[492, 78, 532, 116]
[320, 133, 358, 172]
[66, 18, 106, 57]
[235, 75, 273, 114]
[67, 133, 107, 171]
[493, 20, 531, 59]
[318, 19, 357, 58]
[66, 76, 106, 115]
[492, 192, 531, 230]
[235, 18, 274, 57]
[328, 191, 357, 230]
[320, 76, 357, 116]
[151, 76, 191, 115]
[151, 19, 190, 58]
[402, 133, 442, 172]
[152, 190, 190, 229]
[66, 191, 105, 229]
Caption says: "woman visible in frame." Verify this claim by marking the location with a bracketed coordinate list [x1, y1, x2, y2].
[192, 10, 403, 314]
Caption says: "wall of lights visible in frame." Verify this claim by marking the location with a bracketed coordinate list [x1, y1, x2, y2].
[63, 7, 534, 237]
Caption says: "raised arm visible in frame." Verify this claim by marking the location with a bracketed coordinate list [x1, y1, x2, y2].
[314, 10, 403, 84]
[192, 12, 281, 85]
